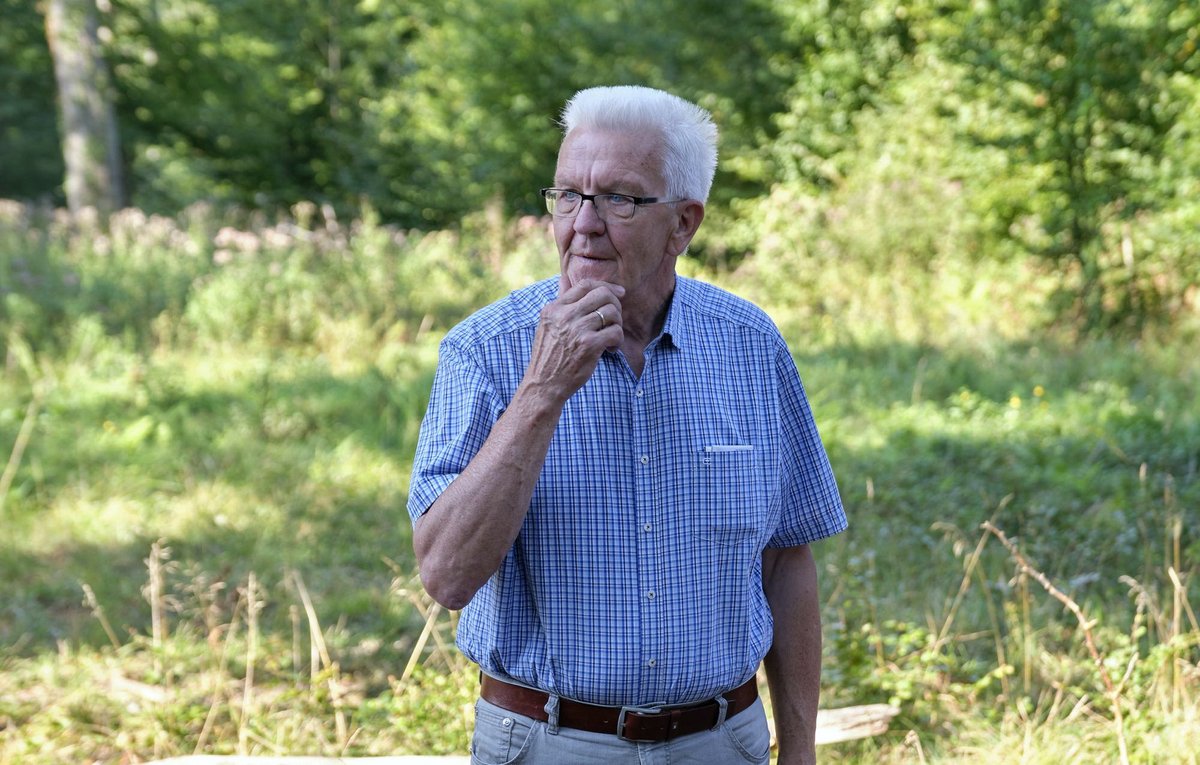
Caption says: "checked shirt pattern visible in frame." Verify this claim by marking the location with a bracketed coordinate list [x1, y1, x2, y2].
[409, 276, 847, 707]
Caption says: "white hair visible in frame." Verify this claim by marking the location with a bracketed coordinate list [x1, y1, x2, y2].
[560, 86, 719, 203]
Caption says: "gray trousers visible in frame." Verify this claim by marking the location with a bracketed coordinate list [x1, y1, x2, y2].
[469, 695, 771, 765]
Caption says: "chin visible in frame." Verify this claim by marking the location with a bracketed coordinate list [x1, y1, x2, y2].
[567, 259, 619, 286]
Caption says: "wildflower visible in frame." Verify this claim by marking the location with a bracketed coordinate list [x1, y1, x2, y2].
[263, 227, 293, 249]
[1033, 385, 1045, 397]
[1009, 396, 1022, 409]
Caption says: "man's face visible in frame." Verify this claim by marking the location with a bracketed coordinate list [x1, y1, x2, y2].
[552, 127, 682, 304]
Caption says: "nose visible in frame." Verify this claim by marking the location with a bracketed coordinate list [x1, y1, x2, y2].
[572, 197, 606, 235]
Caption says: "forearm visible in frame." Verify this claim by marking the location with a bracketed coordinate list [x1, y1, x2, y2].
[762, 545, 822, 765]
[414, 279, 624, 610]
[414, 381, 562, 609]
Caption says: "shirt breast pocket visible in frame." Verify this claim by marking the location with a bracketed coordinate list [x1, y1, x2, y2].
[689, 445, 767, 549]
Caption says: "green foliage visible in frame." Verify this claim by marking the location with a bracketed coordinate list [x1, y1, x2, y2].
[768, 0, 928, 190]
[941, 0, 1200, 331]
[826, 616, 1009, 724]
[364, 0, 798, 226]
[40, 0, 802, 228]
[105, 0, 405, 214]
[1, 203, 210, 355]
[0, 0, 63, 203]
[0, 204, 75, 351]
[6, 0, 1198, 333]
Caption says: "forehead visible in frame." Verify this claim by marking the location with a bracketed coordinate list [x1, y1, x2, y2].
[555, 127, 665, 192]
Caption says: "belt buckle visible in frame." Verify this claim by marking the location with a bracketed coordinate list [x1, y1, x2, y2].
[616, 703, 664, 743]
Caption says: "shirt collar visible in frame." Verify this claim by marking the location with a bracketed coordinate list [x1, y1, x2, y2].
[656, 275, 696, 351]
[542, 274, 694, 351]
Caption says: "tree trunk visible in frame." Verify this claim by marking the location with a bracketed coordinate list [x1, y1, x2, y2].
[44, 0, 125, 218]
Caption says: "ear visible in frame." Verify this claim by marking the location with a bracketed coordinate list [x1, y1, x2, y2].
[666, 200, 705, 257]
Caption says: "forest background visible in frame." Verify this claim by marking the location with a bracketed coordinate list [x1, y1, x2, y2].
[1, 0, 1199, 763]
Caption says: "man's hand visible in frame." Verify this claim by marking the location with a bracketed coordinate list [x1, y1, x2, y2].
[524, 279, 624, 404]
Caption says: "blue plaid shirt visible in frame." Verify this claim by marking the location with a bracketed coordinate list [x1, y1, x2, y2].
[408, 276, 846, 706]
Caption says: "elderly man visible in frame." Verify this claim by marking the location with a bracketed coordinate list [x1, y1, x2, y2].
[408, 85, 846, 765]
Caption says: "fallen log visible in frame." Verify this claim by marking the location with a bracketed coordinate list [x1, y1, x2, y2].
[814, 703, 901, 745]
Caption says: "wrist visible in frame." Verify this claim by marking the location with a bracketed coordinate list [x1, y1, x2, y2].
[512, 377, 571, 419]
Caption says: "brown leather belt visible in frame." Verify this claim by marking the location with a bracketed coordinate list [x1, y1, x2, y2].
[479, 674, 758, 743]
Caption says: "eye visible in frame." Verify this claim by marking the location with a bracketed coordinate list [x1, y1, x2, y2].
[603, 194, 635, 209]
[553, 190, 582, 212]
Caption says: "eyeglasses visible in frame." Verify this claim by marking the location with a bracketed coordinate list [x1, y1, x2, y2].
[539, 188, 683, 221]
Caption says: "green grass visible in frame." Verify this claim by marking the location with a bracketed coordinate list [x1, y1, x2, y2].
[1, 340, 433, 644]
[1, 202, 1198, 763]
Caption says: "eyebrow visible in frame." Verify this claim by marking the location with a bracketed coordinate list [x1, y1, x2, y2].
[554, 168, 652, 196]
[553, 180, 650, 196]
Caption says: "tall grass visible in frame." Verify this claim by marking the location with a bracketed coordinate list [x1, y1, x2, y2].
[1, 197, 1197, 763]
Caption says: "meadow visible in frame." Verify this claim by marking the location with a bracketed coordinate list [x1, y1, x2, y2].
[1, 200, 1197, 764]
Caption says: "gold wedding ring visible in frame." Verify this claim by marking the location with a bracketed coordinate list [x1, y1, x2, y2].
[593, 308, 607, 328]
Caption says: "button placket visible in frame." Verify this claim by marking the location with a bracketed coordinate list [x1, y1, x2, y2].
[631, 371, 663, 689]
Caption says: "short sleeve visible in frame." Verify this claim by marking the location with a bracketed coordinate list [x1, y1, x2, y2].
[406, 339, 507, 523]
[768, 347, 847, 547]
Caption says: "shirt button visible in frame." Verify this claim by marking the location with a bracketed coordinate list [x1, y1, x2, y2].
[635, 388, 644, 397]
[646, 659, 657, 668]
[639, 455, 649, 465]
[646, 590, 656, 600]
[643, 523, 652, 532]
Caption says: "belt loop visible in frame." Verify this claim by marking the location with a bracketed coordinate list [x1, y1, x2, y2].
[543, 693, 561, 736]
[711, 694, 729, 731]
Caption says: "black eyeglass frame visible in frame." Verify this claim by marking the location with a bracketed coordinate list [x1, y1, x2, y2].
[539, 187, 684, 219]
